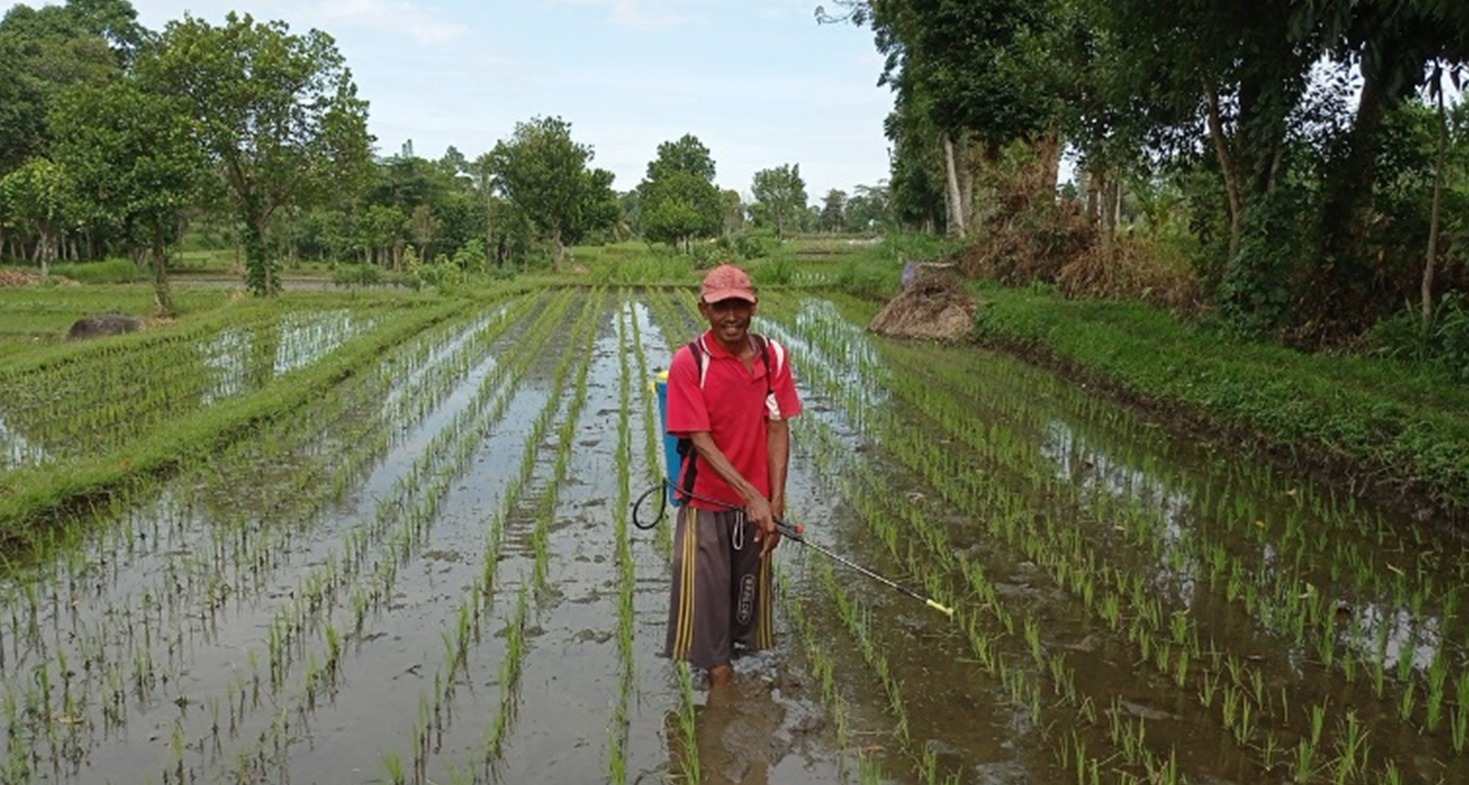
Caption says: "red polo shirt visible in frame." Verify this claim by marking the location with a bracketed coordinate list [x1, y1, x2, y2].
[666, 331, 802, 510]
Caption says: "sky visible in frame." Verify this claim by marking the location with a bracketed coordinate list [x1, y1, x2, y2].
[24, 0, 899, 200]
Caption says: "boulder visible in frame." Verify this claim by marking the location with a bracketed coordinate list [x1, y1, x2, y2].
[67, 314, 143, 341]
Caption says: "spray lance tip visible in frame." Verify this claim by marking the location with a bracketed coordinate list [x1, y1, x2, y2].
[926, 599, 956, 618]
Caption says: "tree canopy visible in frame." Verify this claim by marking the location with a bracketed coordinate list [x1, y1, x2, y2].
[638, 134, 723, 251]
[486, 116, 617, 265]
[751, 164, 808, 239]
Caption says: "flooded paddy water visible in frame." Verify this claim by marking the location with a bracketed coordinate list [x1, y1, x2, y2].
[0, 286, 1466, 785]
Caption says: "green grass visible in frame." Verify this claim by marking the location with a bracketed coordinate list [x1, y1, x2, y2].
[49, 259, 147, 284]
[973, 284, 1469, 511]
[0, 294, 464, 541]
[0, 285, 230, 350]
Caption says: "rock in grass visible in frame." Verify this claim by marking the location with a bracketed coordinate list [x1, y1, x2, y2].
[66, 314, 143, 341]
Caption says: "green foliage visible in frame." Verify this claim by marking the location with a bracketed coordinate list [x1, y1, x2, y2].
[753, 256, 797, 286]
[751, 164, 807, 239]
[731, 232, 770, 260]
[332, 264, 382, 288]
[638, 135, 722, 250]
[819, 189, 848, 232]
[708, 231, 770, 263]
[836, 259, 897, 299]
[486, 115, 617, 264]
[136, 11, 372, 296]
[49, 78, 206, 312]
[1218, 189, 1305, 336]
[0, 0, 139, 172]
[584, 251, 691, 286]
[0, 157, 74, 271]
[50, 258, 144, 284]
[977, 285, 1469, 509]
[1370, 293, 1469, 382]
[415, 263, 464, 295]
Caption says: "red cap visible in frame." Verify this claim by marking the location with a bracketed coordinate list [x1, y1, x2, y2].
[700, 264, 757, 304]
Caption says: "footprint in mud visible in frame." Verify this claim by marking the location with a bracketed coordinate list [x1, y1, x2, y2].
[571, 628, 613, 645]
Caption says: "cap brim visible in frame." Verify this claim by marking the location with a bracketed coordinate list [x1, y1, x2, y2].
[702, 289, 757, 304]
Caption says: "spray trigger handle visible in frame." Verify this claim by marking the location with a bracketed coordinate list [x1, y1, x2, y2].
[774, 517, 804, 540]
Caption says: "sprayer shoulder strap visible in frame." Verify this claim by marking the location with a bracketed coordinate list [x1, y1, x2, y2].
[687, 334, 776, 392]
[676, 334, 778, 501]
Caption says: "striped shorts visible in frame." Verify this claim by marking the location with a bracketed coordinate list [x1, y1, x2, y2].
[664, 506, 775, 670]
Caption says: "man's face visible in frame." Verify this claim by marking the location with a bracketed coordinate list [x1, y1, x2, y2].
[699, 297, 755, 345]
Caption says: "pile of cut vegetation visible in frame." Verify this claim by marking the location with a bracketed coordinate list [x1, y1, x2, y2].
[0, 269, 41, 287]
[869, 263, 979, 341]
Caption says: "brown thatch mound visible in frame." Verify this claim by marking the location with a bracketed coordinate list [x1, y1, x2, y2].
[0, 269, 41, 287]
[869, 265, 979, 341]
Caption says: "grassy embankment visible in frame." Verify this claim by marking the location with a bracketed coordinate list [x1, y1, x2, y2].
[0, 285, 528, 543]
[963, 284, 1469, 516]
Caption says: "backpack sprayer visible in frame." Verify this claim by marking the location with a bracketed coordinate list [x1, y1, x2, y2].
[633, 370, 954, 619]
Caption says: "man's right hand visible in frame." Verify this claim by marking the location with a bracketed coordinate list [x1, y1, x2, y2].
[744, 495, 780, 558]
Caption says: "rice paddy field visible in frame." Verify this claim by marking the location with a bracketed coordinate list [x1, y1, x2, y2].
[1, 283, 1468, 785]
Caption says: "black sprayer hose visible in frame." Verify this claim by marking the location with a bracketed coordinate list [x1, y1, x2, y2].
[630, 481, 954, 618]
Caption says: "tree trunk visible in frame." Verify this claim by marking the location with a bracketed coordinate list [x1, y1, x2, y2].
[942, 134, 968, 239]
[39, 232, 53, 277]
[960, 143, 976, 235]
[1085, 167, 1103, 226]
[242, 213, 277, 296]
[1204, 81, 1245, 266]
[1035, 129, 1062, 197]
[152, 222, 174, 317]
[1101, 179, 1120, 239]
[1424, 75, 1448, 334]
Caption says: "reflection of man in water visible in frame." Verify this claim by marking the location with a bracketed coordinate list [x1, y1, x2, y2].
[664, 675, 786, 785]
[663, 264, 802, 688]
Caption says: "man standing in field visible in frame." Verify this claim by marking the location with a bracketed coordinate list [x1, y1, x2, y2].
[664, 264, 802, 687]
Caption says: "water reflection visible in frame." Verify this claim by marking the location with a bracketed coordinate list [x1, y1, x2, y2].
[0, 413, 48, 469]
[200, 310, 375, 406]
[1039, 416, 1448, 674]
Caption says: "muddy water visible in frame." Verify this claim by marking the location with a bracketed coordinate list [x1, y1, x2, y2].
[1, 288, 1466, 785]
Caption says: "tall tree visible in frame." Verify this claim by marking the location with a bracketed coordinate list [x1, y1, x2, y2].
[137, 12, 372, 295]
[819, 189, 848, 232]
[0, 0, 142, 174]
[0, 158, 73, 275]
[487, 116, 614, 265]
[845, 182, 891, 233]
[751, 164, 807, 239]
[638, 134, 722, 251]
[49, 80, 205, 314]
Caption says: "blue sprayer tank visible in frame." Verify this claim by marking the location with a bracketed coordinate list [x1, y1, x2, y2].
[653, 370, 684, 507]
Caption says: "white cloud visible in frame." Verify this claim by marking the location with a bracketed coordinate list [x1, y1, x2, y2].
[125, 0, 466, 44]
[546, 0, 703, 29]
[295, 0, 467, 45]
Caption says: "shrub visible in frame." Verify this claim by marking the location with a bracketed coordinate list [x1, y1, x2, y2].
[331, 264, 382, 288]
[836, 260, 895, 300]
[50, 258, 145, 284]
[1369, 292, 1469, 382]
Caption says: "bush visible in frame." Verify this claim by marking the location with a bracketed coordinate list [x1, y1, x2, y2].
[416, 263, 463, 294]
[753, 256, 797, 286]
[1369, 292, 1469, 382]
[733, 233, 769, 260]
[836, 259, 895, 300]
[331, 264, 382, 288]
[50, 258, 145, 284]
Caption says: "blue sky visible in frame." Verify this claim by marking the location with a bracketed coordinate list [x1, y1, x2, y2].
[73, 0, 898, 201]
